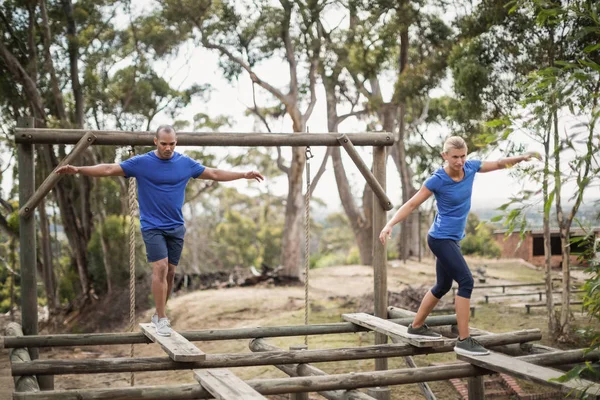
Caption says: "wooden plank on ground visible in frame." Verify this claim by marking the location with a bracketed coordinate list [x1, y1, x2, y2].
[457, 351, 600, 399]
[195, 369, 267, 400]
[342, 313, 445, 348]
[139, 323, 205, 362]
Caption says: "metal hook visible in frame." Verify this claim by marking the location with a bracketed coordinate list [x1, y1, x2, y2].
[305, 146, 314, 161]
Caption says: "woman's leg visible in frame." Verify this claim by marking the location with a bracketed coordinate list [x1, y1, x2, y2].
[412, 255, 452, 328]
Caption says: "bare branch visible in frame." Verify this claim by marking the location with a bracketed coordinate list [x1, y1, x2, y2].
[276, 146, 289, 174]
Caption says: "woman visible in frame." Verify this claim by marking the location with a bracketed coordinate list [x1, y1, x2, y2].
[379, 136, 539, 356]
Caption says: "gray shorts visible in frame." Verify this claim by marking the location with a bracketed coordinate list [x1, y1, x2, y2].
[141, 225, 186, 265]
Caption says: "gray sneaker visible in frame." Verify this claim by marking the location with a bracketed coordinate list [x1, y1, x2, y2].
[155, 317, 172, 337]
[406, 324, 442, 340]
[454, 336, 490, 356]
[151, 313, 158, 327]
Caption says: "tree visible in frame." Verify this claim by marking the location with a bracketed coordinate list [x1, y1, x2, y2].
[154, 0, 321, 279]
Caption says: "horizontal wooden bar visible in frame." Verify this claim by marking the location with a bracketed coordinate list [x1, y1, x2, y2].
[11, 349, 599, 400]
[11, 329, 541, 376]
[249, 338, 376, 400]
[1, 316, 457, 349]
[337, 134, 393, 211]
[19, 132, 96, 217]
[14, 129, 394, 147]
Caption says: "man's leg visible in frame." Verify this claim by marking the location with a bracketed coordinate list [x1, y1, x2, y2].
[166, 263, 176, 302]
[152, 258, 170, 319]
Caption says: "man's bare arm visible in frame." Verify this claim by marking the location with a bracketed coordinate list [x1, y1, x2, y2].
[55, 164, 125, 177]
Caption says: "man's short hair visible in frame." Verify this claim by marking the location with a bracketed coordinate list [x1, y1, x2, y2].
[155, 125, 176, 138]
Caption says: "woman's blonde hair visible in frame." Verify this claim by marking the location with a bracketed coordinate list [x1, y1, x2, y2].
[443, 136, 467, 153]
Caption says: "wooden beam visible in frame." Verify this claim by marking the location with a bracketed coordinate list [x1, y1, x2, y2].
[11, 329, 542, 376]
[458, 351, 600, 399]
[338, 137, 393, 210]
[18, 131, 96, 217]
[139, 323, 205, 362]
[17, 118, 38, 358]
[14, 350, 600, 400]
[250, 338, 375, 400]
[196, 369, 266, 400]
[342, 313, 445, 348]
[372, 145, 388, 375]
[467, 375, 486, 399]
[1, 316, 458, 349]
[14, 129, 394, 147]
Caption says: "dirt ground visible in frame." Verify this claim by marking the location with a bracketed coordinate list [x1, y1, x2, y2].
[3, 257, 594, 399]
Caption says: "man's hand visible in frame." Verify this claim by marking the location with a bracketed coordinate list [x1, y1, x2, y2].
[244, 170, 265, 182]
[55, 164, 79, 175]
[379, 225, 392, 245]
[523, 151, 542, 161]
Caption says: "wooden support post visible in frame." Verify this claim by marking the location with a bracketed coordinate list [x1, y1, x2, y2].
[337, 135, 393, 211]
[17, 118, 54, 392]
[19, 131, 96, 218]
[467, 375, 485, 399]
[17, 118, 36, 344]
[366, 387, 390, 400]
[372, 145, 388, 373]
[289, 345, 308, 400]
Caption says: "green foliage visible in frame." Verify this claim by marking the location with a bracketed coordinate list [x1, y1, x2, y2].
[87, 215, 148, 295]
[461, 213, 502, 258]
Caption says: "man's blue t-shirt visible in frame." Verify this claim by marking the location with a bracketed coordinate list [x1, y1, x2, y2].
[424, 159, 482, 241]
[120, 151, 205, 231]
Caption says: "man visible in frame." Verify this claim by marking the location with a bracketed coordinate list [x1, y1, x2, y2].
[56, 125, 265, 336]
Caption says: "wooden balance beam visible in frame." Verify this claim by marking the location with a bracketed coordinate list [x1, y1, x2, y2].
[196, 369, 266, 399]
[458, 351, 600, 399]
[342, 313, 445, 348]
[139, 323, 205, 362]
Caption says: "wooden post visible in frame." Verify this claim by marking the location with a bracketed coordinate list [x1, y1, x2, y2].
[467, 375, 485, 399]
[337, 134, 393, 211]
[366, 387, 390, 400]
[289, 345, 308, 400]
[372, 145, 387, 373]
[17, 118, 54, 391]
[17, 118, 37, 344]
[19, 131, 96, 218]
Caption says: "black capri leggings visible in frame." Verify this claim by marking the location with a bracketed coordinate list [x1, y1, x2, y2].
[427, 235, 474, 299]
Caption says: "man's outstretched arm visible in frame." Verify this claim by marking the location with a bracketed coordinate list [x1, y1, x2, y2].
[55, 163, 125, 177]
[198, 167, 264, 183]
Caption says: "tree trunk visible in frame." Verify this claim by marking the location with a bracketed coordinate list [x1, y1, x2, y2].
[62, 0, 84, 127]
[542, 127, 556, 334]
[323, 80, 372, 265]
[40, 0, 67, 121]
[332, 148, 372, 265]
[280, 147, 305, 278]
[38, 197, 58, 311]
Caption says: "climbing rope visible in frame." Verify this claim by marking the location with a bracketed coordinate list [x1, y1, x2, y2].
[127, 147, 137, 386]
[304, 146, 313, 346]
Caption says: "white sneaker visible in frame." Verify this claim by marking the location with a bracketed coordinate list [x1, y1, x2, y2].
[151, 313, 158, 327]
[155, 317, 172, 337]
